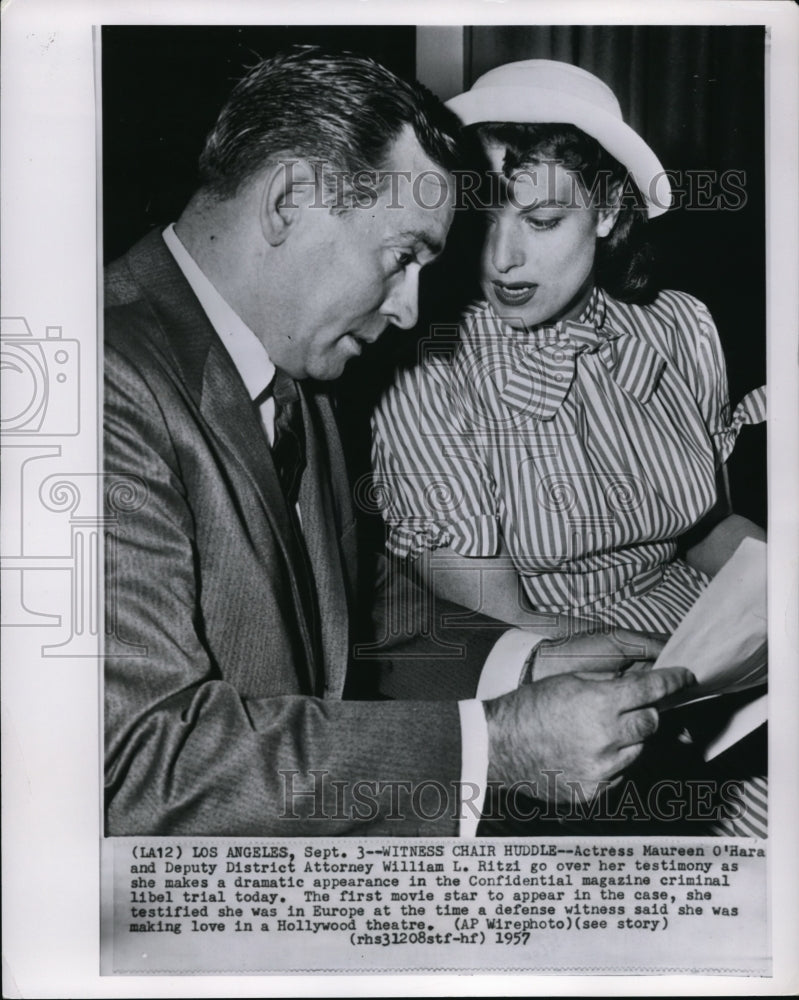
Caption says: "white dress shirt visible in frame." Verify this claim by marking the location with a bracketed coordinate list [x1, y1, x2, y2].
[162, 223, 545, 836]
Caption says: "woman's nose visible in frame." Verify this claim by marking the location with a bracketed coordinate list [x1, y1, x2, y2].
[490, 219, 525, 273]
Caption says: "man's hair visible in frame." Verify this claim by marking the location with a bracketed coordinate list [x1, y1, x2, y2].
[197, 46, 462, 203]
[474, 122, 656, 303]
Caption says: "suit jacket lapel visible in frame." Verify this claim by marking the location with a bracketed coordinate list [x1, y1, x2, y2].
[124, 231, 293, 533]
[122, 230, 321, 691]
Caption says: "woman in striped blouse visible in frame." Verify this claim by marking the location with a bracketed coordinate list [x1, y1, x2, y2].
[370, 60, 766, 836]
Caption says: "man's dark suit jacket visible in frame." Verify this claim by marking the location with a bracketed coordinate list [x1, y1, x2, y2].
[104, 230, 502, 837]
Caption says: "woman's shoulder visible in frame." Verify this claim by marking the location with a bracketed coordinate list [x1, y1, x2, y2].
[602, 289, 725, 391]
[603, 288, 719, 349]
[650, 288, 716, 328]
[605, 287, 714, 325]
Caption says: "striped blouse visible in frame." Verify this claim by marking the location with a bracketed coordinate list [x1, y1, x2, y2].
[371, 288, 765, 633]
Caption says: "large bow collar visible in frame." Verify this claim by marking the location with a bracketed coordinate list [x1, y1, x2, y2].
[497, 290, 666, 421]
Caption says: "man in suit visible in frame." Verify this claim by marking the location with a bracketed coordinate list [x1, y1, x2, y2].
[104, 47, 692, 836]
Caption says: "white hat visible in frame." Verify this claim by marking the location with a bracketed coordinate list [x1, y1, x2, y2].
[446, 59, 671, 218]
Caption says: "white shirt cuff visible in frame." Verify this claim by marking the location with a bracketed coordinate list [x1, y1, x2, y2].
[457, 699, 489, 838]
[476, 628, 548, 700]
[456, 629, 547, 836]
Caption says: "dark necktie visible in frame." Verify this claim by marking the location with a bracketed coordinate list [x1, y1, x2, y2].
[260, 368, 307, 507]
[254, 369, 322, 691]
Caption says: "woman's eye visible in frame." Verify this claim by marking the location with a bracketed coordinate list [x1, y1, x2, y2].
[525, 215, 561, 231]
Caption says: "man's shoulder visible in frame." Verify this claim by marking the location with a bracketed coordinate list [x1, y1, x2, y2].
[104, 228, 189, 367]
[105, 251, 139, 308]
[104, 286, 166, 379]
[105, 227, 167, 305]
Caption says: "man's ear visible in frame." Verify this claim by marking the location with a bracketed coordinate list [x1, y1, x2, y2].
[596, 183, 622, 239]
[259, 158, 319, 246]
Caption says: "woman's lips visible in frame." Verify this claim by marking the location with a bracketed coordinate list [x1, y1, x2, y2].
[491, 281, 537, 307]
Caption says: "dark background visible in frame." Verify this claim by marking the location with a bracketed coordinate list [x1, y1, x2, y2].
[102, 24, 766, 528]
[101, 26, 415, 262]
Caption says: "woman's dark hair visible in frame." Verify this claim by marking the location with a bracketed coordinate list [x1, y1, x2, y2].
[473, 122, 656, 302]
[198, 46, 462, 204]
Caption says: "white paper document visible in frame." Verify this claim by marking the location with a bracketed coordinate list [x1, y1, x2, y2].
[655, 536, 767, 696]
[654, 537, 767, 756]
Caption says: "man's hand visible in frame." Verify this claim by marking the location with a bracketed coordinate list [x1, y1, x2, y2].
[484, 667, 695, 803]
[531, 627, 668, 682]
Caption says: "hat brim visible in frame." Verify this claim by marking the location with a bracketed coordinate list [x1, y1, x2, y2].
[446, 85, 671, 218]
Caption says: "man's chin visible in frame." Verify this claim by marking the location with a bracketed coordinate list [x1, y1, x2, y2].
[305, 355, 352, 382]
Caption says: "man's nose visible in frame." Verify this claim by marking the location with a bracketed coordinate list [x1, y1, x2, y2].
[490, 219, 525, 273]
[380, 267, 420, 330]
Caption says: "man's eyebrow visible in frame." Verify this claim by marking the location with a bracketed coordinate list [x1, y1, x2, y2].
[393, 230, 446, 257]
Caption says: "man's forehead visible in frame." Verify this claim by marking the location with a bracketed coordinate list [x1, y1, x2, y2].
[381, 201, 452, 254]
[375, 131, 452, 243]
[381, 126, 453, 197]
[382, 123, 450, 176]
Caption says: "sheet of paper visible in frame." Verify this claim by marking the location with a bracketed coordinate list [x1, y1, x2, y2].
[703, 691, 769, 761]
[655, 537, 767, 703]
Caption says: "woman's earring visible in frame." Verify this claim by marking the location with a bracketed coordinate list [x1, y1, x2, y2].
[597, 214, 615, 238]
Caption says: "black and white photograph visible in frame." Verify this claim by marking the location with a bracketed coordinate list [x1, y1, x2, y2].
[2, 1, 798, 994]
[102, 21, 770, 843]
